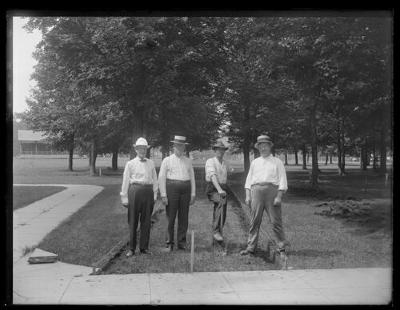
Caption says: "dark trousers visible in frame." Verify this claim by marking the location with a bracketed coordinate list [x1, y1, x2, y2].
[127, 184, 154, 251]
[165, 180, 191, 248]
[206, 182, 228, 234]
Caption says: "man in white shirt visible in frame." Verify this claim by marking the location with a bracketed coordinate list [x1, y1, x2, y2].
[240, 135, 289, 256]
[120, 137, 158, 257]
[158, 136, 196, 252]
[205, 140, 229, 242]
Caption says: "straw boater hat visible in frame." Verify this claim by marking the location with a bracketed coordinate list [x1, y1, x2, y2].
[254, 135, 273, 149]
[170, 135, 189, 145]
[212, 140, 229, 150]
[134, 137, 150, 148]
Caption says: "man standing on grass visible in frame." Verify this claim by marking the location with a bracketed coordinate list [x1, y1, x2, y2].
[205, 140, 230, 243]
[158, 136, 196, 252]
[240, 135, 289, 256]
[121, 137, 158, 257]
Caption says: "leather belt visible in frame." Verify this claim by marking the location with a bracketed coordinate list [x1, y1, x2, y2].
[166, 179, 191, 183]
[252, 182, 277, 187]
[130, 182, 153, 187]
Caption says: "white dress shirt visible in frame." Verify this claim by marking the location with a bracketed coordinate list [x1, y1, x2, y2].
[120, 156, 158, 204]
[158, 153, 196, 197]
[205, 157, 228, 184]
[244, 154, 288, 191]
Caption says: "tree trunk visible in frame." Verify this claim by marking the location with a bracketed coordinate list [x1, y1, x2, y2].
[284, 151, 288, 165]
[243, 143, 250, 174]
[307, 152, 310, 163]
[337, 121, 345, 176]
[325, 152, 328, 165]
[294, 149, 298, 165]
[372, 140, 377, 170]
[310, 105, 319, 188]
[243, 102, 251, 174]
[68, 144, 74, 171]
[340, 129, 346, 175]
[379, 127, 387, 174]
[112, 150, 118, 170]
[161, 145, 169, 159]
[329, 153, 333, 164]
[89, 140, 97, 176]
[341, 147, 346, 174]
[360, 142, 368, 171]
[302, 144, 307, 170]
[161, 127, 170, 159]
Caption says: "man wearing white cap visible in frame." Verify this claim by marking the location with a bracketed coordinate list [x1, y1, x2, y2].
[121, 137, 158, 257]
[240, 135, 289, 256]
[158, 135, 196, 252]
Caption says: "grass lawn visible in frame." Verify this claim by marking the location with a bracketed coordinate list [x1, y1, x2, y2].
[37, 184, 128, 266]
[13, 186, 67, 210]
[14, 157, 392, 272]
[104, 194, 276, 274]
[229, 168, 392, 269]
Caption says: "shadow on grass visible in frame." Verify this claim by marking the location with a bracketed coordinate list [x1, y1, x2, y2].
[342, 210, 392, 236]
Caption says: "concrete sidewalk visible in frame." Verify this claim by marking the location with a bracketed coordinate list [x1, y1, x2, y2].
[13, 257, 392, 305]
[13, 184, 103, 264]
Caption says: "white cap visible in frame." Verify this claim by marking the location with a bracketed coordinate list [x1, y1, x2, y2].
[134, 137, 150, 148]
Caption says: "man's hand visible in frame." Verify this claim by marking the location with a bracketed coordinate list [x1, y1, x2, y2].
[190, 194, 196, 205]
[161, 196, 168, 206]
[121, 196, 128, 208]
[273, 196, 282, 206]
[218, 189, 227, 197]
[245, 189, 251, 206]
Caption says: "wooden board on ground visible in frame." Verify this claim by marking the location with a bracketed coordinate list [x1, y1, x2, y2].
[28, 248, 58, 264]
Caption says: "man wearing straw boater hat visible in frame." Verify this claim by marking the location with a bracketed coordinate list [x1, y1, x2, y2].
[205, 139, 230, 242]
[120, 137, 158, 257]
[240, 134, 289, 256]
[158, 135, 196, 252]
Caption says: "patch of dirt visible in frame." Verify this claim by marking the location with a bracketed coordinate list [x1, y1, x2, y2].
[314, 200, 372, 218]
[313, 199, 392, 235]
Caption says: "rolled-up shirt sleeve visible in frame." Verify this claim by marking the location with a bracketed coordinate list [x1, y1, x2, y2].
[189, 160, 196, 196]
[244, 161, 254, 190]
[205, 158, 216, 180]
[120, 162, 130, 204]
[152, 162, 159, 200]
[277, 159, 288, 192]
[158, 158, 168, 197]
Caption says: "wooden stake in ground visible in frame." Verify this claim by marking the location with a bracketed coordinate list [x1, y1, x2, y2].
[190, 230, 195, 273]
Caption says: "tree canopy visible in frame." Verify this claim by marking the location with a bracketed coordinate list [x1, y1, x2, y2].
[23, 16, 392, 183]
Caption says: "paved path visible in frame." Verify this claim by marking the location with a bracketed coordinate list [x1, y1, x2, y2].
[13, 184, 104, 264]
[13, 257, 391, 305]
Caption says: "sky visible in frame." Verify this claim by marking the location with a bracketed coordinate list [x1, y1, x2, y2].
[13, 17, 42, 114]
